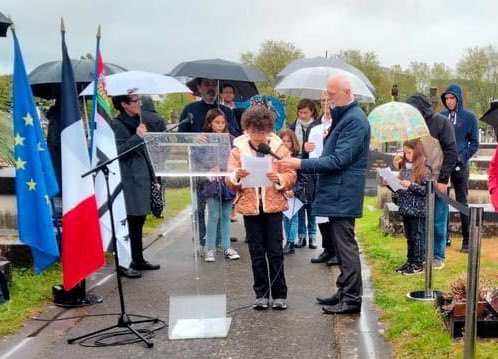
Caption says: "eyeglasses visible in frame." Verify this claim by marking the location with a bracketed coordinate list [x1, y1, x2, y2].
[129, 98, 140, 104]
[248, 128, 268, 135]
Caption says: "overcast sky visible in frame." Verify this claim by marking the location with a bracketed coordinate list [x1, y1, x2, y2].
[0, 0, 497, 75]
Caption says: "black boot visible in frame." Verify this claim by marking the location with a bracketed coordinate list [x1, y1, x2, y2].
[308, 238, 317, 249]
[283, 242, 295, 255]
[311, 250, 331, 263]
[295, 237, 306, 248]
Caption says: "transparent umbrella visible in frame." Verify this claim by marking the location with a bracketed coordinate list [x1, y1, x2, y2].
[277, 56, 375, 92]
[367, 101, 430, 144]
[275, 66, 375, 103]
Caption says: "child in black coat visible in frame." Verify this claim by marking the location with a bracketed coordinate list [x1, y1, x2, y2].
[392, 139, 431, 275]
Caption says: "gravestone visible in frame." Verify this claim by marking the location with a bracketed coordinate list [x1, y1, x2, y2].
[0, 167, 32, 267]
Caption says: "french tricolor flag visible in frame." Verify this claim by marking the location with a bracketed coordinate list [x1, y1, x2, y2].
[60, 23, 104, 290]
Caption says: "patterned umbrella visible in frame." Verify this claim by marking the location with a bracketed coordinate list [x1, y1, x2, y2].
[368, 101, 430, 143]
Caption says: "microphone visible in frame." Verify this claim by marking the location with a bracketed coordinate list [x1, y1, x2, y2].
[180, 113, 194, 125]
[166, 113, 194, 133]
[257, 143, 281, 160]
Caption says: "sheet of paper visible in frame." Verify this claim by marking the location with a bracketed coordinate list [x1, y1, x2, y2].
[240, 154, 273, 188]
[283, 197, 303, 219]
[308, 125, 324, 158]
[377, 167, 403, 192]
[316, 216, 329, 224]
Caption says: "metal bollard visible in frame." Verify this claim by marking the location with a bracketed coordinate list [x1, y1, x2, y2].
[463, 206, 483, 359]
[424, 179, 435, 298]
[407, 179, 440, 301]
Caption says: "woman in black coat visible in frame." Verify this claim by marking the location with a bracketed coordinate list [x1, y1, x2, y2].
[111, 94, 160, 277]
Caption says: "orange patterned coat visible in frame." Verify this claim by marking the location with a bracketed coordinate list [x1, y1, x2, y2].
[226, 133, 296, 215]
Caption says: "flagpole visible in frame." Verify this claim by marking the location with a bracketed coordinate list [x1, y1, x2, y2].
[52, 18, 103, 307]
[88, 25, 101, 159]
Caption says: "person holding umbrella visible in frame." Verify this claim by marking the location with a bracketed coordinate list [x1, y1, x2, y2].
[111, 94, 161, 278]
[179, 78, 240, 136]
[406, 93, 457, 270]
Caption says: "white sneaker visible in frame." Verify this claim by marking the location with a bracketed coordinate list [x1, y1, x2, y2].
[272, 298, 288, 310]
[224, 247, 240, 260]
[205, 250, 216, 262]
[433, 260, 445, 270]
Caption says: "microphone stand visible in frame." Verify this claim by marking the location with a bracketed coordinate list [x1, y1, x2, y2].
[165, 122, 182, 132]
[67, 140, 159, 348]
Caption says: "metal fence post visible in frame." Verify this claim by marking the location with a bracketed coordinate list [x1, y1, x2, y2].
[407, 179, 440, 301]
[464, 206, 483, 359]
[424, 179, 435, 297]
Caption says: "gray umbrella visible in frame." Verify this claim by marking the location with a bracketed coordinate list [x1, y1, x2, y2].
[29, 59, 127, 99]
[0, 11, 12, 37]
[277, 56, 375, 92]
[168, 58, 266, 82]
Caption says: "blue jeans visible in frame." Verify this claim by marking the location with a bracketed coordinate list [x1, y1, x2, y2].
[283, 213, 298, 244]
[298, 204, 317, 240]
[433, 195, 449, 261]
[205, 197, 233, 252]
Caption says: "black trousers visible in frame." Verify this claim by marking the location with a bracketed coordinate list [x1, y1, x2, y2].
[127, 215, 146, 263]
[402, 215, 424, 266]
[244, 212, 287, 299]
[319, 222, 336, 256]
[449, 165, 470, 240]
[329, 217, 362, 305]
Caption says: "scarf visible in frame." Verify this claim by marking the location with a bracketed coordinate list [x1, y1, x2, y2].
[295, 118, 315, 148]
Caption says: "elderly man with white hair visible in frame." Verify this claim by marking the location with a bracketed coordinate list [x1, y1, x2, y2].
[279, 75, 371, 314]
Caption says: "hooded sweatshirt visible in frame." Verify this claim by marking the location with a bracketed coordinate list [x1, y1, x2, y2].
[440, 84, 479, 165]
[406, 94, 457, 184]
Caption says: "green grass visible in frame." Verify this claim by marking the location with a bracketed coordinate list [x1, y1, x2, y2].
[0, 264, 61, 335]
[0, 110, 14, 165]
[0, 187, 191, 337]
[143, 187, 190, 236]
[357, 196, 498, 359]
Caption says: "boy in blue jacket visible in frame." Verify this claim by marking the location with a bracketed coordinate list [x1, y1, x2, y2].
[440, 84, 479, 253]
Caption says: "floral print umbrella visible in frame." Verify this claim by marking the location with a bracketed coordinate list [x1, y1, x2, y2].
[367, 101, 430, 144]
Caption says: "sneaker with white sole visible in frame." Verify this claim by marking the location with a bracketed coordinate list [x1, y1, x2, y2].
[204, 250, 216, 262]
[224, 247, 240, 260]
[402, 264, 423, 276]
[395, 261, 410, 273]
[272, 298, 288, 310]
[433, 260, 445, 270]
[253, 297, 269, 310]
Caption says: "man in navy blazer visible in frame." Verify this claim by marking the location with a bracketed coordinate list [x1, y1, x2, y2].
[280, 75, 371, 314]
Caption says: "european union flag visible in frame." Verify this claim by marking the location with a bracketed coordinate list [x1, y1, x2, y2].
[12, 30, 60, 273]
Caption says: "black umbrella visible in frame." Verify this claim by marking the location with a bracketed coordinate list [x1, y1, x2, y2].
[481, 99, 498, 134]
[277, 56, 375, 92]
[29, 59, 127, 99]
[186, 78, 258, 102]
[168, 58, 266, 82]
[0, 11, 12, 37]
